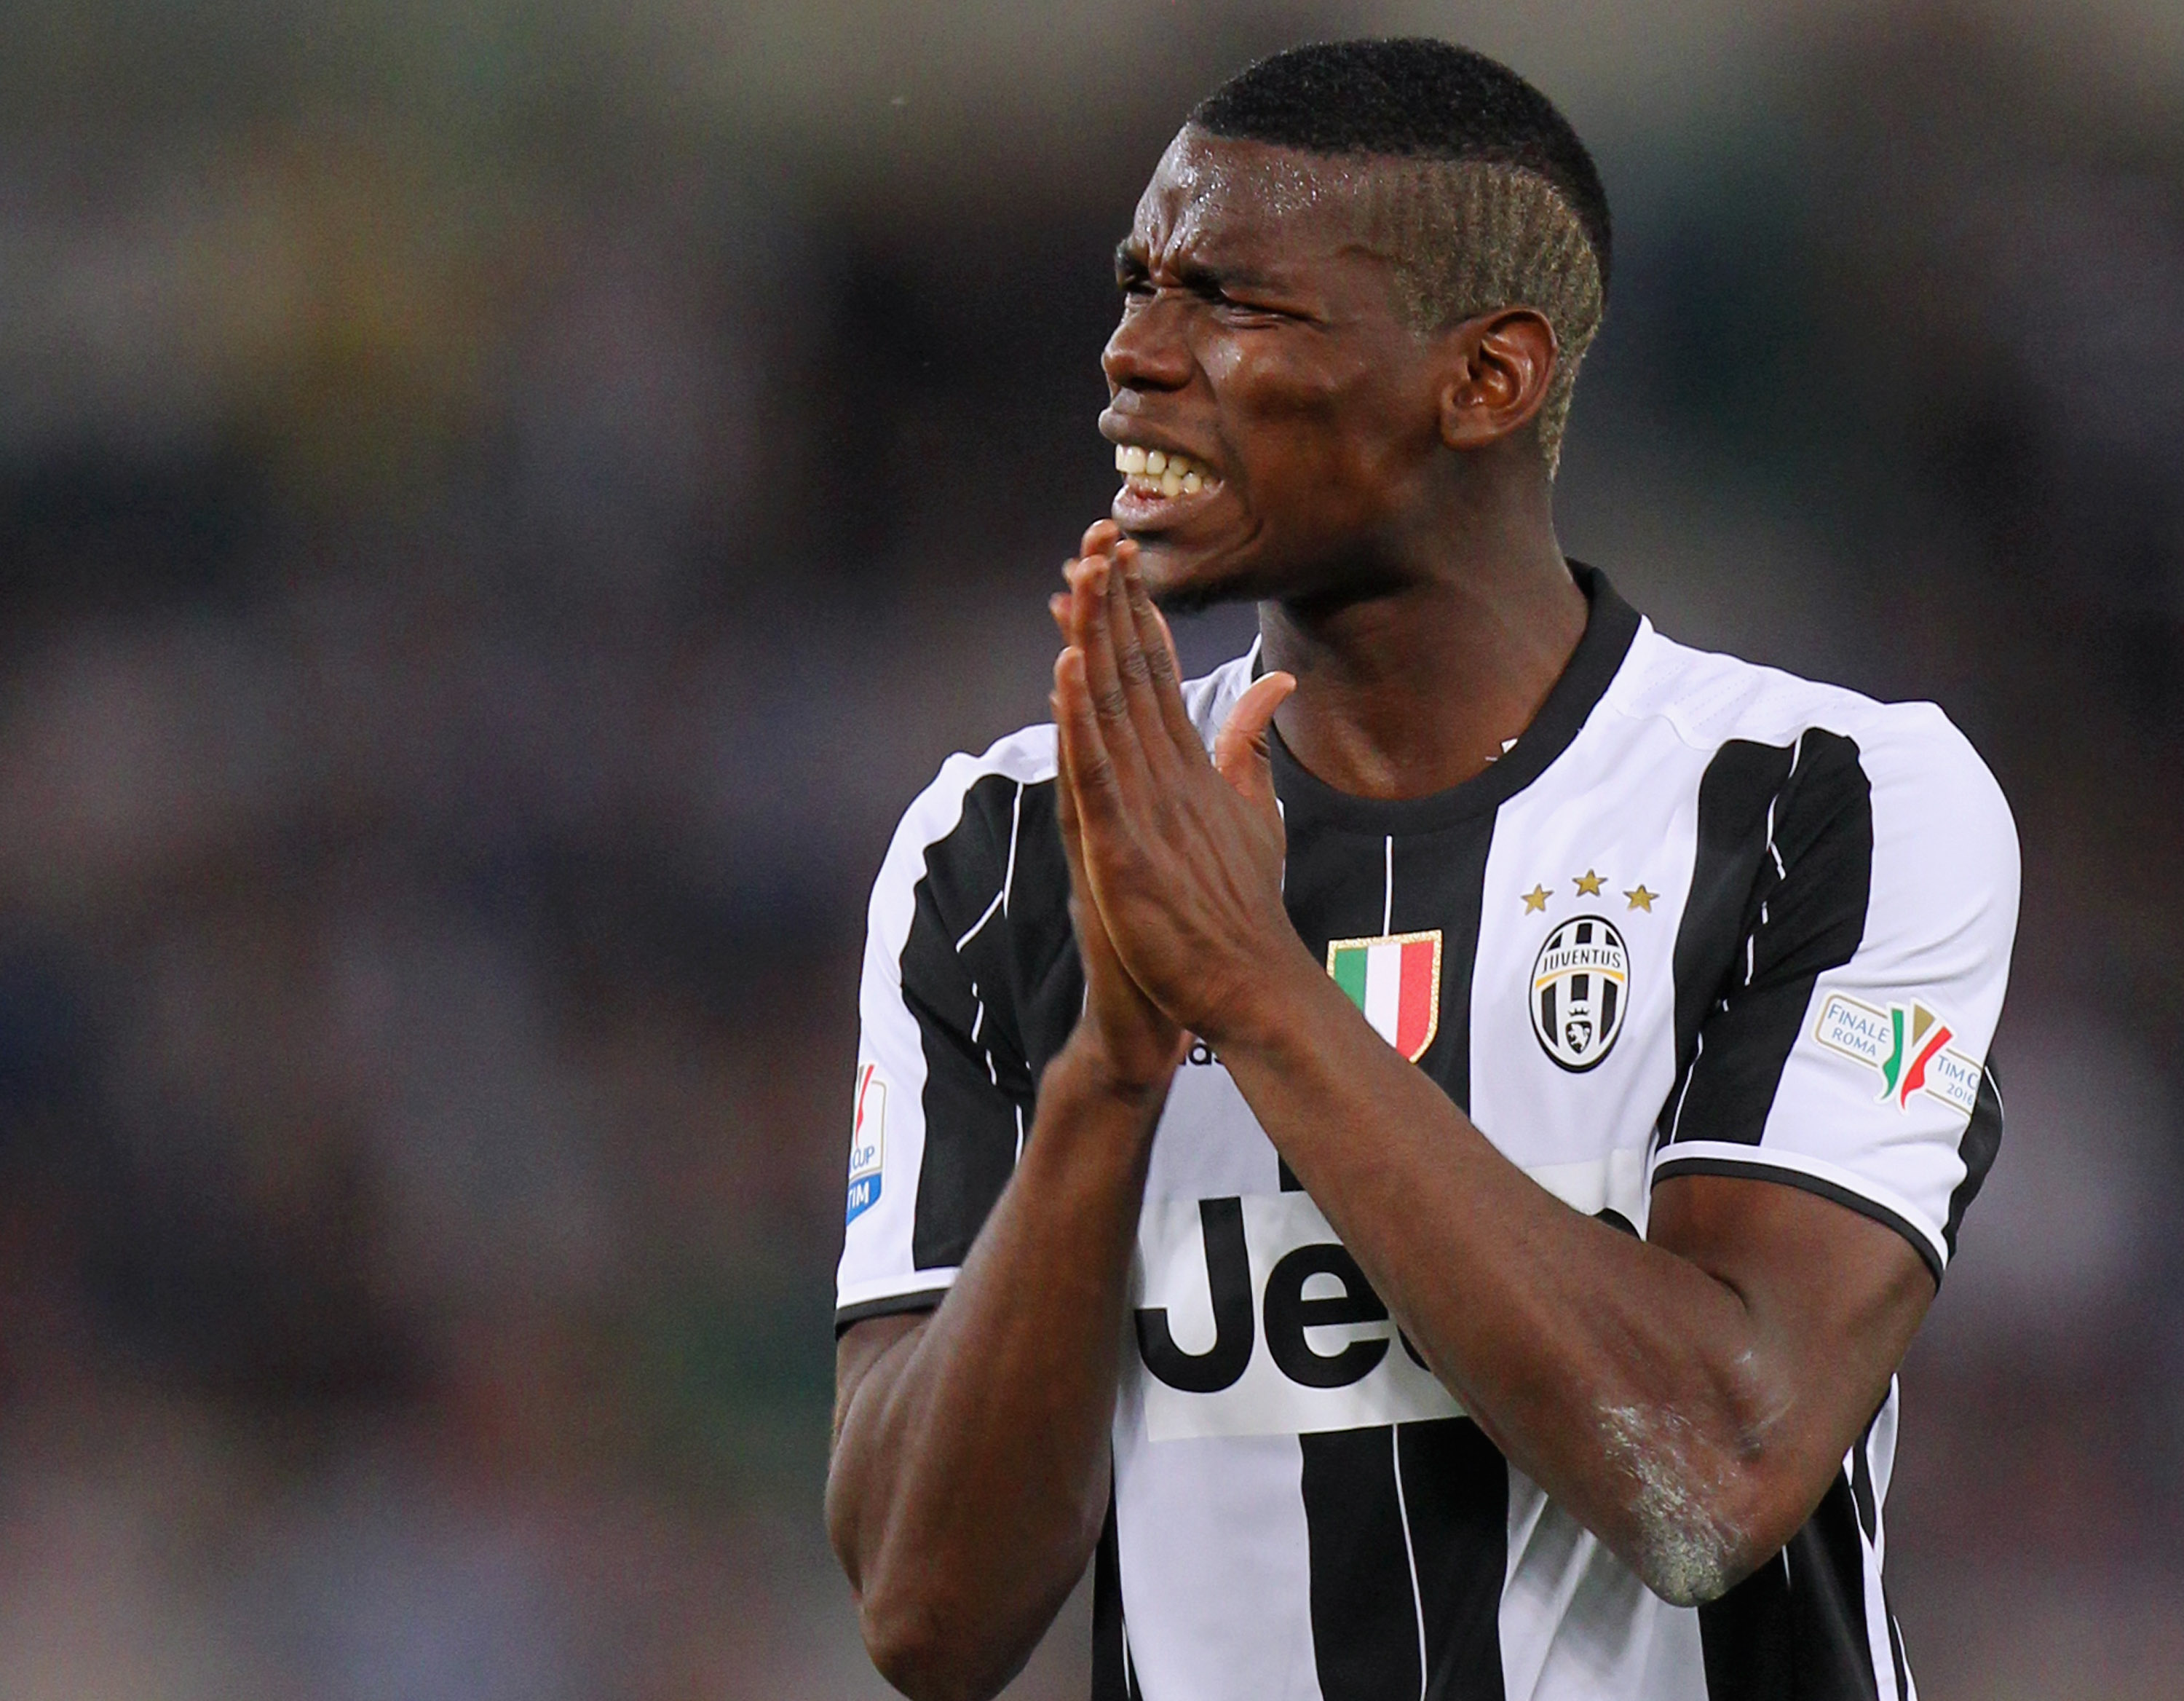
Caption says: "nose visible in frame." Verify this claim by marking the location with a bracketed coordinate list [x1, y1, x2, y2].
[1101, 294, 1194, 395]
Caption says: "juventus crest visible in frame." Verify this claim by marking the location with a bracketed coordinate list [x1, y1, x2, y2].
[1530, 915, 1630, 1072]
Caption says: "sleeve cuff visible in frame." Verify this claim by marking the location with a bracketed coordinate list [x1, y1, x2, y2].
[834, 1282, 954, 1336]
[1650, 1141, 1947, 1287]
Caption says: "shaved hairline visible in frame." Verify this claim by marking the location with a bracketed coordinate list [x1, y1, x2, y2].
[1147, 130, 1607, 471]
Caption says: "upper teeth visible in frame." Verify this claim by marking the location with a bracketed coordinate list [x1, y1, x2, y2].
[1115, 443, 1213, 497]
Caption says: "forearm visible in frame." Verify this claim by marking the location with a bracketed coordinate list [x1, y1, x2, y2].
[828, 1033, 1164, 1697]
[1215, 960, 1815, 1601]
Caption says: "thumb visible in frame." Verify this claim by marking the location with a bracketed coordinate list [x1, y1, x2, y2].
[1213, 671, 1296, 808]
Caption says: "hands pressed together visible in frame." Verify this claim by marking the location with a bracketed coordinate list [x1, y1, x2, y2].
[1048, 521, 1305, 1090]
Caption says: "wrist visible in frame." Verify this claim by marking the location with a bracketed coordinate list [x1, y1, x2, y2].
[1058, 1023, 1179, 1108]
[1193, 935, 1326, 1060]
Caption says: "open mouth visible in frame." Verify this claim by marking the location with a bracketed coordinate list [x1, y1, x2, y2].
[1113, 443, 1223, 503]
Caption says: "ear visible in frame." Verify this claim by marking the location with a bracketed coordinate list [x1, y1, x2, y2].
[1435, 308, 1559, 452]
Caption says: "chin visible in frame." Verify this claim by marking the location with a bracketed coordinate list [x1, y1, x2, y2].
[1132, 536, 1267, 616]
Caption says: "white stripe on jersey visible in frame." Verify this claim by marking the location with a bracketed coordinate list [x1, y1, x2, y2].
[1112, 1433, 1321, 1700]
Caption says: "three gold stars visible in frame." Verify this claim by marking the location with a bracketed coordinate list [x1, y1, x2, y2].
[1520, 874, 1659, 912]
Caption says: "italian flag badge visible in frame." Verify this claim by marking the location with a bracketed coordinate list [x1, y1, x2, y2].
[1326, 930, 1443, 1062]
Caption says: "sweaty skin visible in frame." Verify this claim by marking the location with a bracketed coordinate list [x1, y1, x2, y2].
[828, 129, 1934, 1699]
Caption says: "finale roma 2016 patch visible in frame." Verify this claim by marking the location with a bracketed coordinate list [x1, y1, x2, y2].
[1326, 931, 1442, 1062]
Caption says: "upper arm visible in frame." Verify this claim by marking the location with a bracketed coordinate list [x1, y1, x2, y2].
[1653, 707, 2018, 1284]
[1647, 1171, 1931, 1490]
[838, 757, 1046, 1336]
[1645, 708, 2017, 1520]
[832, 1311, 925, 1457]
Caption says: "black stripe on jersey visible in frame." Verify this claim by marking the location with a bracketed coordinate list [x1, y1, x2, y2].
[1847, 1410, 1879, 1542]
[1401, 1418, 1511, 1701]
[1943, 1064, 2003, 1258]
[1000, 779, 1086, 1084]
[1659, 730, 1872, 1151]
[1396, 823, 1497, 1113]
[1697, 1471, 1882, 1701]
[1665, 740, 1796, 1088]
[903, 773, 1037, 1273]
[1297, 1421, 1509, 1701]
[1848, 1406, 1910, 1701]
[1276, 789, 1507, 1699]
[1302, 1426, 1432, 1701]
[1091, 1489, 1139, 1701]
[1281, 821, 1423, 1697]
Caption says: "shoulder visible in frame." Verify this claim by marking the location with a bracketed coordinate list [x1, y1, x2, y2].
[866, 722, 1056, 954]
[1605, 623, 2016, 853]
[879, 721, 1055, 865]
[880, 643, 1259, 861]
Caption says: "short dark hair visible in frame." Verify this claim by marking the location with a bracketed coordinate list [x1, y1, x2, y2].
[1191, 39, 1610, 291]
[1190, 39, 1611, 467]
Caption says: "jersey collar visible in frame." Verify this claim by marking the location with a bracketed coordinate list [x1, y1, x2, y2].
[1265, 563, 1642, 836]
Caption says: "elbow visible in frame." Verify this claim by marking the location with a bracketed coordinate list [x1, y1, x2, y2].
[1628, 1465, 1829, 1607]
[1599, 1404, 1807, 1608]
[856, 1579, 1017, 1701]
[1629, 1527, 1750, 1609]
[1625, 1483, 1778, 1608]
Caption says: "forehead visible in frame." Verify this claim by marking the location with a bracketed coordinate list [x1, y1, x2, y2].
[1127, 128, 1374, 269]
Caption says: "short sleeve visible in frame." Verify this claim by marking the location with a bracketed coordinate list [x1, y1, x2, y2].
[1652, 706, 2019, 1282]
[835, 743, 1048, 1332]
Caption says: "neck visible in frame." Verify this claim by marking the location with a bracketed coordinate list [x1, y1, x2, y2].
[1258, 468, 1586, 801]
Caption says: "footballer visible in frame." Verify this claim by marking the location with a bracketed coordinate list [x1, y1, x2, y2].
[828, 39, 2016, 1701]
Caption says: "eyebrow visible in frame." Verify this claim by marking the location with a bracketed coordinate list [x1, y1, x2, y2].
[1112, 240, 1278, 296]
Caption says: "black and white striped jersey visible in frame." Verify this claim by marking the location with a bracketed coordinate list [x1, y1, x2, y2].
[836, 568, 2017, 1701]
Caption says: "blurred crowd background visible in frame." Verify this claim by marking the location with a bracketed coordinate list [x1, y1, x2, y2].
[0, 1, 2180, 1696]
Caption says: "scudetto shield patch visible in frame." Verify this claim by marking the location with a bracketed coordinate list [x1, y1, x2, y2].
[1530, 915, 1629, 1072]
[1326, 930, 1442, 1063]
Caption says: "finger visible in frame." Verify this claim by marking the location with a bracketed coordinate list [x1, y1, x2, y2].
[1052, 709, 1090, 887]
[1069, 555, 1154, 793]
[1213, 670, 1297, 810]
[1051, 681, 1086, 861]
[1117, 542, 1205, 759]
[1092, 548, 1197, 803]
[1051, 590, 1072, 643]
[1078, 518, 1122, 560]
[1053, 644, 1123, 832]
[1147, 598, 1182, 676]
[1101, 547, 1190, 790]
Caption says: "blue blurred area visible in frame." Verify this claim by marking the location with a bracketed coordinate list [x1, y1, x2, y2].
[0, 2, 2178, 1695]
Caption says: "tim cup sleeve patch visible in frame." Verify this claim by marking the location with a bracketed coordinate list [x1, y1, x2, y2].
[846, 1062, 888, 1226]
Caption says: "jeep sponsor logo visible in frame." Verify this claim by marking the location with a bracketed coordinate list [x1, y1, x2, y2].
[1130, 1192, 1463, 1440]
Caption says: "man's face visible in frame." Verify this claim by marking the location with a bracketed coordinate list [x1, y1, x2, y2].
[1101, 129, 1446, 608]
